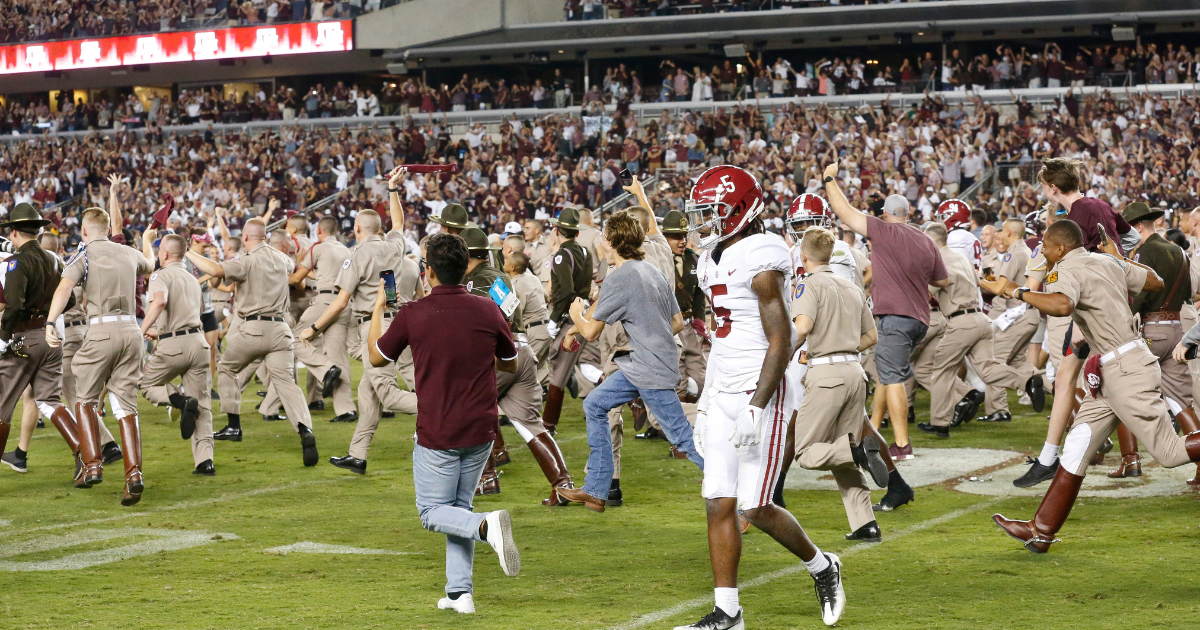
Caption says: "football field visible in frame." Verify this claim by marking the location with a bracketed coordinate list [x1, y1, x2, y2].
[2, 362, 1198, 629]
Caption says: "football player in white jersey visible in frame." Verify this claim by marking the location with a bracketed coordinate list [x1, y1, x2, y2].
[938, 199, 983, 273]
[675, 166, 844, 630]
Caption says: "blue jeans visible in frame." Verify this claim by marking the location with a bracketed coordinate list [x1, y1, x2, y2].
[413, 441, 491, 594]
[581, 369, 703, 500]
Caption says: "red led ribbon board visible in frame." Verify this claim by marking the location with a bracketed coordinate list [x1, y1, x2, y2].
[0, 20, 353, 75]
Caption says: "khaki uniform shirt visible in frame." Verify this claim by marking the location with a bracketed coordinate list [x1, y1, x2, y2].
[1045, 247, 1148, 355]
[301, 236, 352, 293]
[996, 240, 1032, 309]
[846, 243, 869, 290]
[513, 268, 550, 326]
[334, 231, 409, 318]
[790, 265, 874, 358]
[934, 245, 980, 314]
[147, 261, 203, 333]
[643, 233, 675, 285]
[62, 237, 154, 318]
[527, 237, 555, 284]
[397, 256, 421, 303]
[1026, 239, 1048, 285]
[576, 224, 604, 279]
[220, 242, 294, 318]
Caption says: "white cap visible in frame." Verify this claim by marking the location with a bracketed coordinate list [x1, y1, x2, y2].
[504, 221, 523, 235]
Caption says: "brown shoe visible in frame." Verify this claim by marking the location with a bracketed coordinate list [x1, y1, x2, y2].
[631, 399, 647, 432]
[993, 466, 1083, 553]
[118, 414, 143, 506]
[668, 445, 688, 459]
[75, 403, 104, 488]
[555, 486, 605, 512]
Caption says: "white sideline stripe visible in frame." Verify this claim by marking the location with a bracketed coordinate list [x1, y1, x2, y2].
[603, 498, 1001, 630]
[0, 469, 399, 538]
[263, 541, 424, 556]
[0, 528, 238, 572]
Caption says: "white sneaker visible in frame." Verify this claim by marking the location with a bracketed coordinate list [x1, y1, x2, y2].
[484, 510, 520, 576]
[812, 553, 845, 626]
[1018, 392, 1032, 406]
[437, 593, 475, 614]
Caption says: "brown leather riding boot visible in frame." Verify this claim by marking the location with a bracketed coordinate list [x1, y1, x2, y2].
[475, 453, 501, 496]
[528, 432, 574, 506]
[492, 429, 511, 467]
[49, 406, 83, 485]
[542, 386, 565, 434]
[118, 414, 144, 506]
[75, 403, 104, 488]
[1175, 407, 1200, 486]
[1107, 425, 1141, 478]
[993, 466, 1084, 553]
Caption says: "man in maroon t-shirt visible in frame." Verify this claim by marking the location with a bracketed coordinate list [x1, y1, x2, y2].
[368, 233, 521, 613]
[1037, 157, 1138, 254]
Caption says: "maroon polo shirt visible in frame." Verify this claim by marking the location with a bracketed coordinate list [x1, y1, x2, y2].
[1066, 196, 1130, 255]
[376, 284, 517, 450]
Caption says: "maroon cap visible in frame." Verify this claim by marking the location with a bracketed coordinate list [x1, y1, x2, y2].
[150, 193, 174, 229]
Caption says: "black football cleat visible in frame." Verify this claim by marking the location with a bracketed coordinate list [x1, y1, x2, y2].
[321, 365, 343, 399]
[845, 520, 882, 543]
[101, 441, 123, 464]
[1025, 375, 1046, 412]
[917, 422, 950, 438]
[213, 426, 242, 442]
[979, 411, 1013, 423]
[330, 411, 359, 423]
[193, 459, 216, 476]
[329, 455, 366, 474]
[873, 477, 915, 512]
[298, 424, 318, 467]
[1013, 457, 1059, 488]
[672, 606, 744, 630]
[635, 427, 664, 440]
[812, 553, 846, 626]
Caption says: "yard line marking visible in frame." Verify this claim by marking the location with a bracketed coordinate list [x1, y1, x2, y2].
[603, 498, 1002, 630]
[0, 469, 400, 537]
[0, 528, 238, 572]
[263, 541, 424, 556]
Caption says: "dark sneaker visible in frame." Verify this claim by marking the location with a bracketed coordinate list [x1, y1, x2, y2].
[888, 442, 914, 461]
[329, 455, 366, 474]
[673, 606, 744, 630]
[812, 553, 845, 626]
[1013, 457, 1059, 488]
[845, 520, 881, 543]
[979, 411, 1013, 423]
[2, 451, 28, 473]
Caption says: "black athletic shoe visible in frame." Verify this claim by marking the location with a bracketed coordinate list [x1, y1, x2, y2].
[978, 411, 1013, 423]
[329, 455, 366, 474]
[852, 434, 890, 488]
[330, 411, 359, 423]
[1013, 457, 1059, 488]
[213, 426, 242, 442]
[812, 553, 845, 626]
[101, 441, 123, 464]
[917, 422, 950, 439]
[1025, 375, 1046, 412]
[298, 425, 318, 467]
[672, 606, 744, 630]
[36, 418, 45, 429]
[381, 411, 396, 419]
[170, 393, 200, 440]
[498, 414, 512, 426]
[193, 459, 216, 476]
[321, 366, 343, 399]
[2, 451, 28, 473]
[262, 414, 287, 422]
[308, 401, 325, 412]
[845, 520, 882, 543]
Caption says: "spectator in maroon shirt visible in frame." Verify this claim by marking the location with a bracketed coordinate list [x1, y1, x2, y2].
[367, 232, 521, 612]
[1037, 158, 1138, 254]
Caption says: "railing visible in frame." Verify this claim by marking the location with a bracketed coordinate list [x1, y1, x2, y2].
[958, 168, 995, 205]
[266, 181, 360, 232]
[595, 173, 658, 221]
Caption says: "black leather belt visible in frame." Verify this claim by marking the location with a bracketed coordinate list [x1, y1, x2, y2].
[244, 315, 284, 322]
[358, 312, 394, 325]
[930, 307, 939, 312]
[159, 327, 200, 340]
[318, 289, 336, 294]
[64, 319, 88, 329]
[13, 318, 47, 333]
[527, 319, 548, 327]
[948, 308, 981, 319]
[613, 350, 631, 359]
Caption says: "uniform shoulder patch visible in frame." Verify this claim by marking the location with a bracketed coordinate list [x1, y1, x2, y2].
[543, 259, 552, 269]
[150, 272, 158, 281]
[342, 258, 352, 270]
[554, 254, 563, 265]
[794, 284, 805, 299]
[1046, 271, 1058, 284]
[1002, 253, 1011, 263]
[465, 280, 474, 292]
[6, 259, 16, 272]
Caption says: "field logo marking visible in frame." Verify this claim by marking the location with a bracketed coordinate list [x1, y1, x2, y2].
[0, 528, 238, 572]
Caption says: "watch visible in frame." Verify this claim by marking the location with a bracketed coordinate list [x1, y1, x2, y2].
[823, 176, 835, 184]
[1013, 287, 1029, 301]
[310, 324, 321, 335]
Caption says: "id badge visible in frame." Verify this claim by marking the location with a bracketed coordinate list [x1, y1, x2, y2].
[489, 281, 519, 319]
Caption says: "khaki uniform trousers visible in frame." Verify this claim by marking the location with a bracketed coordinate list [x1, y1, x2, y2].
[140, 334, 214, 466]
[985, 309, 1040, 414]
[74, 321, 144, 418]
[526, 323, 552, 387]
[1182, 305, 1200, 401]
[1045, 315, 1072, 382]
[62, 322, 116, 443]
[0, 329, 65, 422]
[547, 324, 587, 388]
[348, 317, 419, 461]
[676, 324, 707, 399]
[574, 338, 602, 398]
[1062, 344, 1196, 476]
[930, 312, 1034, 426]
[294, 293, 356, 416]
[907, 311, 971, 410]
[497, 345, 545, 440]
[217, 319, 312, 432]
[793, 361, 874, 532]
[1143, 320, 1192, 410]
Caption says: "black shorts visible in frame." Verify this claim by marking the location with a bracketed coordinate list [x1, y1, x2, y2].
[201, 311, 218, 333]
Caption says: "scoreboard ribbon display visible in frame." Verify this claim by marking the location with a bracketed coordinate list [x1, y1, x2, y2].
[0, 20, 353, 75]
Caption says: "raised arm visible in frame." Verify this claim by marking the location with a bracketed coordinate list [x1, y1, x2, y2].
[387, 165, 406, 234]
[622, 177, 658, 235]
[184, 248, 225, 279]
[822, 162, 868, 236]
[107, 174, 126, 237]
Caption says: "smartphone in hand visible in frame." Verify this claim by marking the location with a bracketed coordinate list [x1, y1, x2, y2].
[380, 270, 398, 305]
[619, 169, 633, 187]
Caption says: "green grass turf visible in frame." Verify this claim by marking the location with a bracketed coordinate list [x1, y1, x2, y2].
[2, 363, 1199, 629]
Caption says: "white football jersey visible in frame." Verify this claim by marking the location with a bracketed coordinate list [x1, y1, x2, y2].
[947, 228, 982, 273]
[700, 233, 794, 393]
[788, 240, 856, 298]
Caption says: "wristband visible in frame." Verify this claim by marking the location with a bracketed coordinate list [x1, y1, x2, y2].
[388, 187, 400, 194]
[310, 324, 321, 335]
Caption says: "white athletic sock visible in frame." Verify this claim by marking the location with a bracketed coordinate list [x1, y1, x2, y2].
[714, 587, 740, 617]
[1038, 442, 1061, 467]
[804, 549, 831, 576]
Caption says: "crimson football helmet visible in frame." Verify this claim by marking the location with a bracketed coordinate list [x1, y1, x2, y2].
[937, 199, 972, 230]
[785, 193, 833, 238]
[1024, 209, 1044, 238]
[686, 165, 764, 249]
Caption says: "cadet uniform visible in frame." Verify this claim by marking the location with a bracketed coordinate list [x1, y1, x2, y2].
[511, 267, 552, 385]
[332, 230, 418, 467]
[790, 264, 877, 533]
[139, 260, 214, 472]
[995, 247, 1200, 553]
[527, 234, 556, 286]
[985, 238, 1040, 417]
[61, 228, 155, 504]
[295, 234, 356, 421]
[924, 245, 1037, 432]
[906, 301, 972, 420]
[0, 205, 85, 485]
[663, 211, 708, 404]
[542, 208, 593, 433]
[213, 241, 318, 466]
